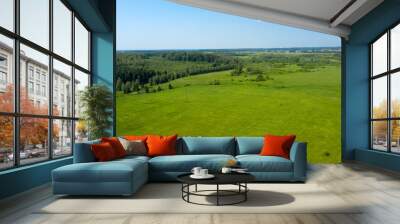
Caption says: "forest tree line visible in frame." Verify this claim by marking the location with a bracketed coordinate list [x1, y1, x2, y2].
[116, 51, 238, 93]
[116, 50, 341, 94]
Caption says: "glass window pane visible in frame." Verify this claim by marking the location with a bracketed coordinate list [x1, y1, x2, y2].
[75, 120, 88, 143]
[0, 116, 14, 170]
[391, 24, 400, 70]
[372, 33, 387, 76]
[0, 0, 14, 31]
[391, 120, 400, 153]
[0, 35, 14, 112]
[391, 72, 400, 118]
[20, 44, 49, 115]
[74, 69, 89, 117]
[53, 59, 72, 117]
[75, 18, 89, 70]
[372, 76, 387, 119]
[53, 119, 72, 157]
[372, 121, 388, 151]
[20, 0, 49, 49]
[20, 117, 49, 165]
[53, 0, 72, 60]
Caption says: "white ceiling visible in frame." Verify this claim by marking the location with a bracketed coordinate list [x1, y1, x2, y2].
[228, 0, 352, 22]
[169, 0, 384, 38]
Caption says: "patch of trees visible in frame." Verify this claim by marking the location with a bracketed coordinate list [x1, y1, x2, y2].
[231, 60, 244, 76]
[160, 51, 233, 64]
[209, 80, 221, 85]
[250, 53, 340, 71]
[116, 52, 237, 94]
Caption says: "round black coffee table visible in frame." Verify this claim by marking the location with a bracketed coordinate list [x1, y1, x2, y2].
[177, 173, 255, 206]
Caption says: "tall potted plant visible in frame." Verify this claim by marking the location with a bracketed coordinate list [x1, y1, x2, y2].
[79, 84, 113, 140]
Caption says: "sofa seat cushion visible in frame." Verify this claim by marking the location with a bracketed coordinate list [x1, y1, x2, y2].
[236, 155, 293, 172]
[117, 155, 150, 162]
[149, 154, 235, 172]
[53, 159, 147, 183]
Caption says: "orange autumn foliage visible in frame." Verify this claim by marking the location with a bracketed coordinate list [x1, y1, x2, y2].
[373, 99, 400, 140]
[0, 85, 59, 149]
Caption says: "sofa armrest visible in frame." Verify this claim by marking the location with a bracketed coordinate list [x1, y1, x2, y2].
[289, 142, 307, 181]
[73, 140, 100, 163]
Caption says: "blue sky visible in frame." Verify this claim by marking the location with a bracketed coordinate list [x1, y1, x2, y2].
[117, 0, 341, 50]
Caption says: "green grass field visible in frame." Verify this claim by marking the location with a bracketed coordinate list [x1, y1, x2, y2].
[117, 65, 341, 163]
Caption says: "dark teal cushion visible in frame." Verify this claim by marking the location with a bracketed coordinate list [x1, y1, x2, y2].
[53, 158, 147, 183]
[236, 155, 293, 172]
[149, 154, 235, 172]
[180, 137, 235, 155]
[236, 137, 264, 155]
[73, 139, 100, 163]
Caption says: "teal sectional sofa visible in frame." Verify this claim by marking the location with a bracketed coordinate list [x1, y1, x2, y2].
[52, 137, 307, 196]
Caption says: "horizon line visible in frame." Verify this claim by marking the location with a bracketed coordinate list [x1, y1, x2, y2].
[117, 46, 341, 51]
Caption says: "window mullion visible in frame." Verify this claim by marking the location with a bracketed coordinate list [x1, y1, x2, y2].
[71, 10, 76, 155]
[388, 30, 391, 152]
[13, 0, 20, 167]
[370, 44, 373, 149]
[48, 0, 54, 160]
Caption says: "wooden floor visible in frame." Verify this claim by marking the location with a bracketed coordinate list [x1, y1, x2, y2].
[1, 162, 400, 224]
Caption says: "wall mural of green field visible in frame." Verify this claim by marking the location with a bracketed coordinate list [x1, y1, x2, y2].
[116, 48, 341, 163]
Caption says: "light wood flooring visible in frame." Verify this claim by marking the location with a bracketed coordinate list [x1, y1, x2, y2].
[1, 162, 400, 224]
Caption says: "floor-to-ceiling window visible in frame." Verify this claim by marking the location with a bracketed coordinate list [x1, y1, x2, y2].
[0, 0, 91, 170]
[371, 22, 400, 153]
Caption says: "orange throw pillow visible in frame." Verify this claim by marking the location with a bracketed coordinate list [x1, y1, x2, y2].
[260, 135, 296, 159]
[124, 135, 148, 142]
[101, 137, 127, 158]
[146, 135, 177, 157]
[91, 142, 117, 161]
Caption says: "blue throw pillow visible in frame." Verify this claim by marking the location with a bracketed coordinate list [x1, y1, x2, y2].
[236, 137, 264, 155]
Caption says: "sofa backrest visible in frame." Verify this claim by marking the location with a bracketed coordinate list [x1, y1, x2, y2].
[235, 137, 264, 155]
[179, 137, 236, 155]
[73, 139, 100, 163]
[74, 136, 300, 160]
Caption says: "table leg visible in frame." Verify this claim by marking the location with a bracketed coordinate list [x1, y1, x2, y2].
[187, 184, 190, 202]
[181, 184, 183, 199]
[245, 183, 247, 201]
[195, 184, 198, 192]
[217, 184, 219, 206]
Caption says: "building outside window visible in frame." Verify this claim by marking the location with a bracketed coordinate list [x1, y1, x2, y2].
[35, 70, 40, 81]
[28, 81, 34, 94]
[28, 66, 34, 80]
[35, 83, 40, 95]
[0, 71, 6, 84]
[41, 85, 46, 97]
[0, 0, 91, 170]
[0, 54, 8, 90]
[0, 55, 7, 67]
[54, 89, 58, 103]
[41, 73, 46, 83]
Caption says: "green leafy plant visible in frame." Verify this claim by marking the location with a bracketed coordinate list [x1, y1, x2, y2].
[80, 84, 113, 140]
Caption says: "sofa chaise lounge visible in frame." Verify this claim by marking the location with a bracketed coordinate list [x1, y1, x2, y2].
[52, 137, 307, 196]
